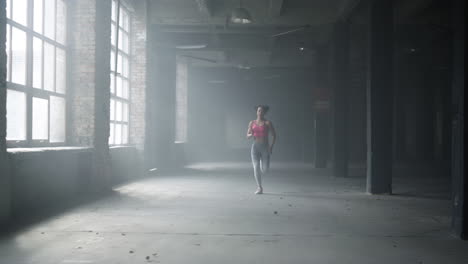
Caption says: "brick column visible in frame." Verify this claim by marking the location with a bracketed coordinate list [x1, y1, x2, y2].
[130, 0, 147, 152]
[69, 0, 112, 190]
[0, 0, 11, 223]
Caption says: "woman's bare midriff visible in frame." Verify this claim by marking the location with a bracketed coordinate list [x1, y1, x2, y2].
[254, 137, 269, 145]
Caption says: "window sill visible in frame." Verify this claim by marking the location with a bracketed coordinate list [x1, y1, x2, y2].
[7, 146, 92, 154]
[109, 145, 135, 149]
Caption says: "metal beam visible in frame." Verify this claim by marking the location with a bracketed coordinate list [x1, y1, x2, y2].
[269, 0, 284, 17]
[395, 0, 433, 23]
[195, 0, 213, 17]
[337, 0, 361, 21]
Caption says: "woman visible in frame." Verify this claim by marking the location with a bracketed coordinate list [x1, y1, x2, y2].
[247, 105, 277, 194]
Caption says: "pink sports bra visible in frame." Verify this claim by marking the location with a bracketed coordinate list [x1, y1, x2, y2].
[252, 121, 268, 138]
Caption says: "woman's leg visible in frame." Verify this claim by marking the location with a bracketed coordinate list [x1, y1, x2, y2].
[251, 143, 262, 192]
[260, 145, 270, 175]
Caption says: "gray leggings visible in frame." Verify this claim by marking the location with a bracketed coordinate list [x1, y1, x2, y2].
[251, 142, 270, 188]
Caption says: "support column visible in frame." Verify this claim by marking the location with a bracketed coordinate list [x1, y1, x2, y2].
[450, 0, 465, 240]
[93, 0, 112, 190]
[70, 0, 112, 191]
[331, 20, 350, 177]
[313, 46, 330, 168]
[147, 31, 177, 170]
[0, 0, 11, 223]
[366, 0, 394, 194]
[130, 0, 147, 173]
[314, 110, 329, 168]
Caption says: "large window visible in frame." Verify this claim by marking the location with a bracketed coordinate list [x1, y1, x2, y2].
[109, 0, 130, 145]
[175, 57, 188, 143]
[6, 0, 67, 146]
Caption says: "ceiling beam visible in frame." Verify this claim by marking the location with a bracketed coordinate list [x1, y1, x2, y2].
[337, 0, 361, 21]
[195, 0, 213, 17]
[395, 0, 434, 22]
[268, 0, 284, 17]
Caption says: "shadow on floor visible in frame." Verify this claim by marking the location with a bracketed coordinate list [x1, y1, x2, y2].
[1, 189, 119, 237]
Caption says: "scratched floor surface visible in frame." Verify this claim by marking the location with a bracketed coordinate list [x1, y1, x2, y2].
[0, 162, 466, 264]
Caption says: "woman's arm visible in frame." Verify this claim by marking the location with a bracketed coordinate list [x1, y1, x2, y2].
[268, 121, 276, 153]
[247, 121, 253, 139]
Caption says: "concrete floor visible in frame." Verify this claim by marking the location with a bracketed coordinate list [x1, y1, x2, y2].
[1, 162, 467, 264]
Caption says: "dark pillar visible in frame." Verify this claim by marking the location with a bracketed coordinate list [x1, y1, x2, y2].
[366, 0, 394, 194]
[92, 0, 112, 190]
[0, 0, 11, 223]
[314, 46, 330, 168]
[314, 110, 329, 168]
[331, 20, 350, 177]
[147, 32, 176, 170]
[450, 0, 466, 240]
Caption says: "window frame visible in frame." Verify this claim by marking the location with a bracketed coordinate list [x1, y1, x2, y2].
[5, 0, 68, 148]
[109, 0, 132, 146]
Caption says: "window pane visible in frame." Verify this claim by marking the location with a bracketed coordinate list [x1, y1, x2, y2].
[50, 96, 65, 143]
[32, 97, 49, 140]
[110, 73, 115, 94]
[110, 50, 115, 71]
[6, 90, 26, 140]
[33, 0, 43, 34]
[117, 53, 123, 74]
[56, 48, 66, 94]
[109, 123, 115, 144]
[115, 123, 122, 145]
[121, 31, 129, 54]
[116, 100, 122, 121]
[122, 102, 128, 122]
[44, 42, 55, 91]
[122, 56, 129, 77]
[111, 24, 116, 47]
[33, 37, 43, 89]
[6, 25, 10, 82]
[6, 0, 10, 19]
[44, 0, 55, 40]
[118, 29, 123, 51]
[116, 76, 122, 97]
[56, 0, 66, 44]
[12, 0, 27, 26]
[110, 99, 115, 121]
[122, 124, 128, 144]
[11, 27, 27, 85]
[120, 9, 129, 31]
[111, 0, 116, 22]
[122, 79, 129, 99]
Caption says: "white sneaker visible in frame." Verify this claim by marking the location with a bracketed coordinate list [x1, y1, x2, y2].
[255, 187, 263, 194]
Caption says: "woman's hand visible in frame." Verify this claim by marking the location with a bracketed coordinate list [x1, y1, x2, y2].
[247, 121, 253, 139]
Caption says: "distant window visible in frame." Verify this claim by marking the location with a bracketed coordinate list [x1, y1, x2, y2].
[175, 57, 188, 143]
[109, 0, 131, 145]
[6, 0, 68, 146]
